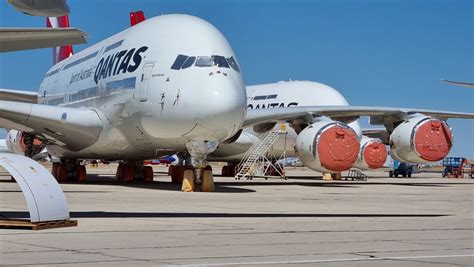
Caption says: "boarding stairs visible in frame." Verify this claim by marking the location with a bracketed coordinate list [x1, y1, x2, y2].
[343, 169, 368, 181]
[235, 127, 287, 180]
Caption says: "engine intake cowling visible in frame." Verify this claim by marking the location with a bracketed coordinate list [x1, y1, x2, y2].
[353, 136, 387, 170]
[6, 130, 24, 154]
[390, 115, 452, 163]
[296, 120, 360, 173]
[5, 130, 44, 156]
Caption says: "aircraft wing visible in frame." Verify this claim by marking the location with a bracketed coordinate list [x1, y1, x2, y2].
[0, 27, 86, 52]
[442, 79, 474, 88]
[361, 128, 390, 144]
[0, 100, 104, 151]
[243, 106, 474, 128]
[0, 88, 38, 103]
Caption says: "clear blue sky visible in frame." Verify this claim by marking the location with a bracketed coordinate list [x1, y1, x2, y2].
[0, 0, 473, 157]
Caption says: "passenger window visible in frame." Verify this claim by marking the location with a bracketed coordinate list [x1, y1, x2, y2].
[267, 94, 277, 99]
[181, 56, 196, 69]
[171, 54, 188, 70]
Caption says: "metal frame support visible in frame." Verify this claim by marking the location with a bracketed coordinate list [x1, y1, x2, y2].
[0, 153, 70, 222]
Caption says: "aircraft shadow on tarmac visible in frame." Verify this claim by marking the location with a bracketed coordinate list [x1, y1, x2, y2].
[0, 176, 466, 192]
[0, 211, 449, 219]
[120, 182, 256, 193]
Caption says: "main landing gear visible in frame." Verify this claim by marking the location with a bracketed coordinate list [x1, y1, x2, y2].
[52, 160, 87, 182]
[221, 163, 237, 177]
[51, 160, 154, 183]
[115, 161, 154, 182]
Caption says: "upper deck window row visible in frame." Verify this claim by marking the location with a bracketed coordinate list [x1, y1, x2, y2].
[63, 51, 99, 70]
[103, 40, 124, 53]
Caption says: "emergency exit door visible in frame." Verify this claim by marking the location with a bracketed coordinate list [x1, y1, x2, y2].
[139, 62, 154, 102]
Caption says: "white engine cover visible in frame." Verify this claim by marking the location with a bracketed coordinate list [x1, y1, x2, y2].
[5, 129, 44, 156]
[296, 120, 360, 173]
[353, 136, 387, 170]
[5, 130, 23, 154]
[390, 115, 452, 163]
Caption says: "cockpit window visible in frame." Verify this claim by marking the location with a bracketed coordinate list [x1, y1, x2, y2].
[195, 56, 214, 67]
[181, 56, 196, 69]
[196, 56, 230, 68]
[171, 54, 241, 73]
[171, 54, 188, 70]
[212, 55, 229, 68]
[226, 57, 240, 72]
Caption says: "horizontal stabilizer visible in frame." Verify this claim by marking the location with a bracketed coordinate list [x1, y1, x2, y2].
[0, 100, 103, 151]
[0, 27, 86, 52]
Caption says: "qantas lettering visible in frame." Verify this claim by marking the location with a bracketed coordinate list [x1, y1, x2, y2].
[94, 46, 148, 84]
[247, 102, 298, 109]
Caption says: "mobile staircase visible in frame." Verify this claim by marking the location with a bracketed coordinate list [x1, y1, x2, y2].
[343, 169, 368, 181]
[235, 126, 287, 180]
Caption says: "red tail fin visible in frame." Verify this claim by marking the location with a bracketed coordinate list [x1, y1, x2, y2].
[47, 15, 74, 65]
[130, 11, 146, 26]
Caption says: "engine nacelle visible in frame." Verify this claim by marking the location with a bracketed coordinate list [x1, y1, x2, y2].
[296, 120, 360, 173]
[390, 115, 452, 163]
[353, 136, 388, 170]
[5, 130, 44, 156]
[5, 130, 24, 154]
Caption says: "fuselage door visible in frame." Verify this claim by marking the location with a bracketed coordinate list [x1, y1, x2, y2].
[139, 62, 155, 102]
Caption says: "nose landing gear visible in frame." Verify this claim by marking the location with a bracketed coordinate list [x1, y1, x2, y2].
[177, 140, 218, 192]
[170, 165, 215, 192]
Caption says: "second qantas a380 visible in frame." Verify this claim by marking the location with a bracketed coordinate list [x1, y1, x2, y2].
[1, 11, 473, 186]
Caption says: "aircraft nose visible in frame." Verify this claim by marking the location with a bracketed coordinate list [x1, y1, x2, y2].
[187, 74, 247, 140]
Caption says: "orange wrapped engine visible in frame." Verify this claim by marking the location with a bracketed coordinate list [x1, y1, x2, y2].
[296, 120, 360, 173]
[390, 115, 452, 163]
[353, 136, 388, 170]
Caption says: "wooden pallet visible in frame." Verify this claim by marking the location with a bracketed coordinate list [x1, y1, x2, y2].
[0, 219, 78, 230]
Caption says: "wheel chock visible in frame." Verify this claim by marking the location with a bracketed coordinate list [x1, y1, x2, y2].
[322, 172, 333, 181]
[181, 169, 195, 192]
[201, 169, 215, 192]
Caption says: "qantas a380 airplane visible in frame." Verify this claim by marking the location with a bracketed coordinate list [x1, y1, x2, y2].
[1, 12, 473, 185]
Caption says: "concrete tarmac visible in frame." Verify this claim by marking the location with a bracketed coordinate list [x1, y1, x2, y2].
[0, 166, 473, 266]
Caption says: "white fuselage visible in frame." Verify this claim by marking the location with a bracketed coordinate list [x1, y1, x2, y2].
[0, 139, 7, 153]
[37, 14, 246, 160]
[209, 81, 362, 161]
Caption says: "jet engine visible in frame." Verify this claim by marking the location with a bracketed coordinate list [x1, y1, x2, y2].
[296, 120, 360, 173]
[353, 136, 388, 170]
[5, 130, 44, 156]
[390, 115, 452, 163]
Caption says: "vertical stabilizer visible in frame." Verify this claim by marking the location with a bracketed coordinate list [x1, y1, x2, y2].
[47, 15, 74, 64]
[130, 11, 146, 26]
